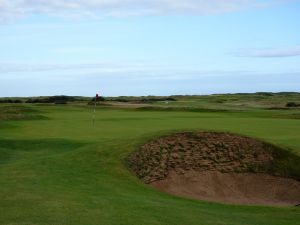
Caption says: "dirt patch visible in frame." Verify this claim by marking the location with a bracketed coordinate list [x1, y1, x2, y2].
[127, 132, 300, 206]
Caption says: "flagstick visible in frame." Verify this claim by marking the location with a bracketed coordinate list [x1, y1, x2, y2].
[93, 96, 96, 126]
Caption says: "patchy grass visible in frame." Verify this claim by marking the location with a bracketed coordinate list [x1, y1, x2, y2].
[0, 105, 46, 121]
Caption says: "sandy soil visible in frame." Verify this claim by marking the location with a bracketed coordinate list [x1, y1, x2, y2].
[128, 132, 300, 206]
[151, 170, 300, 206]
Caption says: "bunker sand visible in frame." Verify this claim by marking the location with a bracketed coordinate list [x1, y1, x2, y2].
[152, 171, 300, 206]
[128, 132, 300, 206]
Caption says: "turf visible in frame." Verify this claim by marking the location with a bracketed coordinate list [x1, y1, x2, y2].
[0, 104, 300, 225]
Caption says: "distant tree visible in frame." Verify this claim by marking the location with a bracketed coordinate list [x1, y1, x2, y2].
[0, 99, 22, 103]
[48, 96, 75, 103]
[91, 96, 105, 102]
[54, 100, 67, 104]
[25, 98, 47, 103]
[286, 102, 300, 107]
[256, 92, 274, 96]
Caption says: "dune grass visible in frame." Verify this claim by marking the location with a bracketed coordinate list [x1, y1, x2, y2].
[0, 104, 300, 225]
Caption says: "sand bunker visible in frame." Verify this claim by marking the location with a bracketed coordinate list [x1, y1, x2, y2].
[152, 171, 300, 206]
[128, 132, 300, 206]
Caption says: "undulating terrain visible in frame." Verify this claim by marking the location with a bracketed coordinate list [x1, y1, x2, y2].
[0, 93, 300, 225]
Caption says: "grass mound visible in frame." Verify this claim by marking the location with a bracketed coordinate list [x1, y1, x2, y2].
[0, 105, 45, 121]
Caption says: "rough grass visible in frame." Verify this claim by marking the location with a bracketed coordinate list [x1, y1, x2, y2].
[0, 105, 46, 121]
[127, 132, 300, 183]
[268, 146, 300, 180]
[137, 106, 230, 113]
[0, 104, 300, 225]
[151, 93, 300, 110]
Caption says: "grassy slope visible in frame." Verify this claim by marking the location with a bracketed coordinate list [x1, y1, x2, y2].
[0, 104, 300, 225]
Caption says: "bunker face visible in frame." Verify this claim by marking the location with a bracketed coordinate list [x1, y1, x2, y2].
[128, 132, 300, 206]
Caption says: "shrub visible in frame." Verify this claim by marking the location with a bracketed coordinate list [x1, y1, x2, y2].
[286, 102, 300, 107]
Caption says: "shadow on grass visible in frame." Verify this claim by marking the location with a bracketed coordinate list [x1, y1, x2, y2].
[0, 138, 86, 165]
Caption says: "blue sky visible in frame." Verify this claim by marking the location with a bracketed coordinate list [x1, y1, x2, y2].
[0, 0, 299, 97]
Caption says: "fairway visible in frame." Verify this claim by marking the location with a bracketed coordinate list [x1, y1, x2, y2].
[0, 104, 300, 225]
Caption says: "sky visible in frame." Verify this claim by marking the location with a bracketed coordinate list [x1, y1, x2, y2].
[0, 0, 300, 97]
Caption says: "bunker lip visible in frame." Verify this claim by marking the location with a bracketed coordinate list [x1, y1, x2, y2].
[127, 132, 300, 206]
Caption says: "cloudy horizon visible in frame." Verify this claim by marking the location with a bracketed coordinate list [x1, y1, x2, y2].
[0, 0, 299, 97]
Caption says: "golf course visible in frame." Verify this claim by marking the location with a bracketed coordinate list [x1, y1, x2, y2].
[1, 1, 299, 224]
[0, 94, 300, 225]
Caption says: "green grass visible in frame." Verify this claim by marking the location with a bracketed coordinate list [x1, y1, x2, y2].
[0, 105, 46, 121]
[152, 92, 300, 110]
[0, 104, 300, 225]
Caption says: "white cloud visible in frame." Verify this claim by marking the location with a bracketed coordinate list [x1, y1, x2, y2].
[234, 46, 300, 58]
[0, 61, 172, 73]
[0, 61, 256, 84]
[0, 0, 291, 21]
